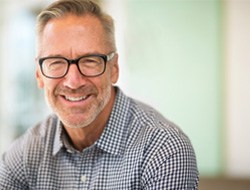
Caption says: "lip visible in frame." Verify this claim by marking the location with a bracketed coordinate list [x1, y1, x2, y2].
[59, 93, 93, 107]
[64, 95, 88, 102]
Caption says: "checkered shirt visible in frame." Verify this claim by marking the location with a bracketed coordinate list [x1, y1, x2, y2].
[0, 88, 199, 189]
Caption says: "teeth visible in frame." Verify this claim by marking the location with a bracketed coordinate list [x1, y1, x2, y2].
[65, 96, 87, 102]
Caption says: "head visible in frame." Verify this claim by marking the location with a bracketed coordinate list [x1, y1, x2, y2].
[36, 0, 119, 129]
[36, 0, 116, 52]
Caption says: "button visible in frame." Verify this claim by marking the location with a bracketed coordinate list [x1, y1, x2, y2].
[81, 175, 87, 182]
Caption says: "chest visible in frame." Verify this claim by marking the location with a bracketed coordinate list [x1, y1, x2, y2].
[28, 147, 143, 189]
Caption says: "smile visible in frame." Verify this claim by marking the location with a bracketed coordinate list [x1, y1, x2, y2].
[64, 95, 88, 102]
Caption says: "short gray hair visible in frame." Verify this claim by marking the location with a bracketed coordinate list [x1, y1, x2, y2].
[36, 0, 116, 51]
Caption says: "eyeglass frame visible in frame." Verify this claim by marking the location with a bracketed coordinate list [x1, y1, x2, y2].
[38, 52, 116, 79]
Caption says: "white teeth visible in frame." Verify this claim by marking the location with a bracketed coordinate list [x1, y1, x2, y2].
[65, 96, 87, 102]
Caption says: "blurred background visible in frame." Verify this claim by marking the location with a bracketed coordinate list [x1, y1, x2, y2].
[0, 0, 249, 189]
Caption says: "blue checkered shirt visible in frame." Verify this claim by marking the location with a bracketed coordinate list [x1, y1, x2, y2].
[0, 88, 198, 189]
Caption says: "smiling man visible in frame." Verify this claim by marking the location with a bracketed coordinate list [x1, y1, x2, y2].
[0, 0, 199, 189]
[36, 13, 119, 150]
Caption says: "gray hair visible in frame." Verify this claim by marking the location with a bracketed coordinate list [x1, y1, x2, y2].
[36, 0, 116, 51]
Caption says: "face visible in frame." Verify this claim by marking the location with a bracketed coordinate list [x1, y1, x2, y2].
[36, 14, 119, 128]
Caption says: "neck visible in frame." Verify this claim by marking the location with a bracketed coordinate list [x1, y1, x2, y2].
[64, 87, 116, 151]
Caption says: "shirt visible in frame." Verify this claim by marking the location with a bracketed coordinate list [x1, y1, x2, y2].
[0, 88, 199, 189]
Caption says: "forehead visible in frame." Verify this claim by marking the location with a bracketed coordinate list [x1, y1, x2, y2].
[38, 14, 108, 57]
[46, 14, 103, 31]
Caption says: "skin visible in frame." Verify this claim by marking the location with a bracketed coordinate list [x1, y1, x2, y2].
[36, 14, 119, 151]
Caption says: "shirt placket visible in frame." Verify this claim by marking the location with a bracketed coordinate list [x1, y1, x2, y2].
[77, 147, 95, 189]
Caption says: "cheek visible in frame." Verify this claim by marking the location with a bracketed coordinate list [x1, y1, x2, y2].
[92, 74, 112, 95]
[104, 71, 114, 85]
[42, 79, 59, 97]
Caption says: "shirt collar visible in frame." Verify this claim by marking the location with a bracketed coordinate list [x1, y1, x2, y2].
[95, 87, 131, 156]
[52, 87, 131, 156]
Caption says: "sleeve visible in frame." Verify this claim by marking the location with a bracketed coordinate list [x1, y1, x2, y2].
[0, 137, 29, 190]
[142, 131, 199, 190]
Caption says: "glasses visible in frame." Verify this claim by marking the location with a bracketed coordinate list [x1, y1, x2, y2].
[38, 52, 115, 79]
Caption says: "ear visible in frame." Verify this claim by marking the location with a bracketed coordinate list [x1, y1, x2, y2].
[36, 67, 44, 88]
[110, 53, 119, 84]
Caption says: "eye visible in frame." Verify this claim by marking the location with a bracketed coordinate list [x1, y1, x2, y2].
[45, 59, 67, 70]
[80, 57, 101, 64]
[79, 57, 103, 69]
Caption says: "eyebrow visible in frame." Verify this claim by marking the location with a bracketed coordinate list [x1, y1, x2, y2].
[40, 52, 104, 59]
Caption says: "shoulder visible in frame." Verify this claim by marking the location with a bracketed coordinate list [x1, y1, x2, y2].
[27, 113, 58, 138]
[15, 114, 58, 150]
[129, 98, 186, 139]
[0, 114, 58, 188]
[2, 114, 58, 170]
[128, 98, 195, 160]
[128, 99, 198, 187]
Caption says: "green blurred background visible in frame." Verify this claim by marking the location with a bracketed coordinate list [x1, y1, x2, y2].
[125, 1, 223, 176]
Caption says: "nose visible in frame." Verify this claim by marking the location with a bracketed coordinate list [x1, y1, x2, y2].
[62, 64, 86, 89]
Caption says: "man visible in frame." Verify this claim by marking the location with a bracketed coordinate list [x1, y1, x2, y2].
[0, 0, 199, 189]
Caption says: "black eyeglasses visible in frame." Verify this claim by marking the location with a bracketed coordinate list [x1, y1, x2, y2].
[38, 52, 115, 79]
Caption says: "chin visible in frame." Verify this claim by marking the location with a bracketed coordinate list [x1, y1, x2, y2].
[59, 113, 96, 129]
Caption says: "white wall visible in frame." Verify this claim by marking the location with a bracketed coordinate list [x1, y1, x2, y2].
[226, 0, 250, 177]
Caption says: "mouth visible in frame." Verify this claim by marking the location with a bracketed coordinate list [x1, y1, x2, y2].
[64, 95, 89, 102]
